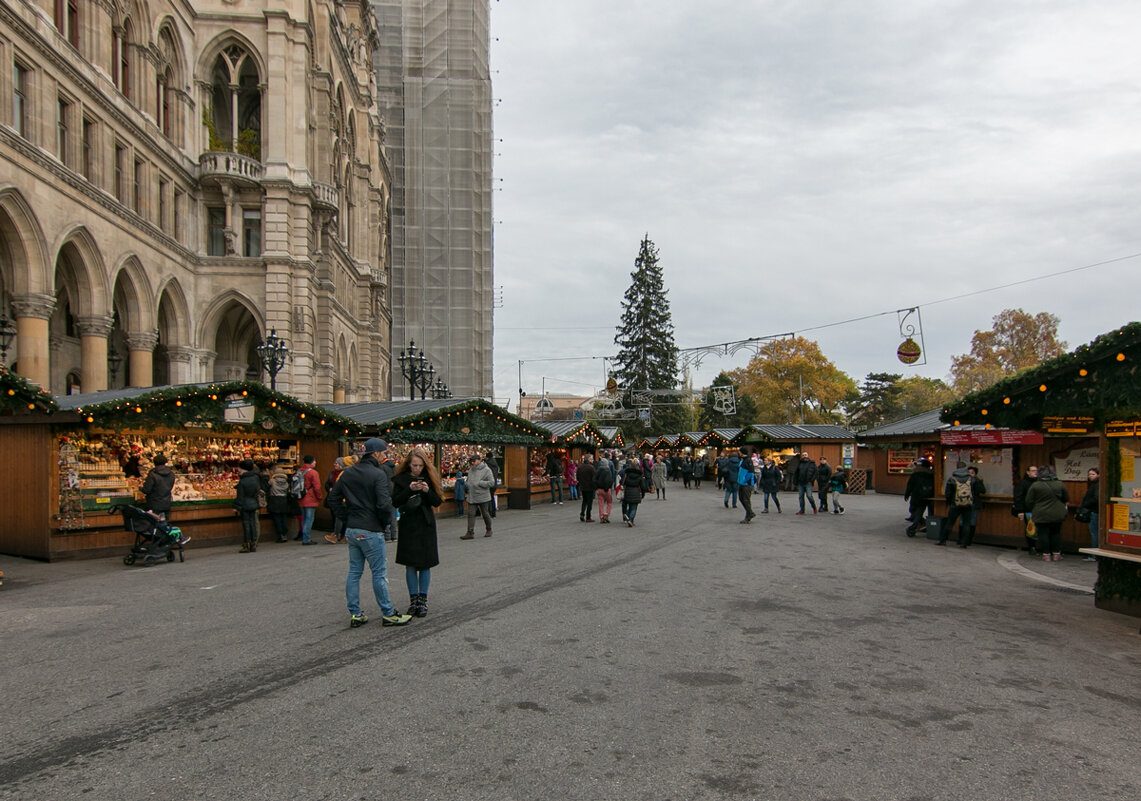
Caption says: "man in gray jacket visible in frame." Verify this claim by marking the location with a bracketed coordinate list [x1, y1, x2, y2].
[462, 453, 496, 539]
[326, 438, 412, 628]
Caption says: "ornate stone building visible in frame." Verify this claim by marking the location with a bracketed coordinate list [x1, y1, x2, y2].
[0, 0, 392, 402]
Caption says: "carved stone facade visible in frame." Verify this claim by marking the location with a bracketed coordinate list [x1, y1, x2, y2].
[0, 0, 392, 402]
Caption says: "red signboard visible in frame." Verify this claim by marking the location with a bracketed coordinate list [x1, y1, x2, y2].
[940, 430, 1043, 446]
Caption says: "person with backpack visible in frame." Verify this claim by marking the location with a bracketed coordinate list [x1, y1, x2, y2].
[293, 455, 323, 545]
[594, 453, 615, 524]
[964, 466, 987, 546]
[266, 461, 291, 542]
[617, 458, 649, 526]
[737, 448, 757, 523]
[829, 465, 847, 515]
[760, 457, 783, 513]
[938, 461, 979, 547]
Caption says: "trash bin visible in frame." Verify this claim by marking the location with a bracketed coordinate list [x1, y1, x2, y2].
[925, 516, 945, 541]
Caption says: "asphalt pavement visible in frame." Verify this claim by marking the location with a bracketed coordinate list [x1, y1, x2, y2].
[1, 487, 1138, 801]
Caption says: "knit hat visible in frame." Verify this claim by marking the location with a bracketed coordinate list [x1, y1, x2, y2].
[362, 438, 388, 455]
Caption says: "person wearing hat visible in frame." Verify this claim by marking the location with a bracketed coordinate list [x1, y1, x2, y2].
[903, 458, 935, 537]
[326, 438, 412, 628]
[461, 452, 496, 539]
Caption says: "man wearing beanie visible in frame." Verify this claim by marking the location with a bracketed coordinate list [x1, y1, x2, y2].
[326, 438, 412, 628]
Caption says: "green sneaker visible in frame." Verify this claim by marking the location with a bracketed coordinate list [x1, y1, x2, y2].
[382, 613, 413, 627]
[350, 614, 368, 628]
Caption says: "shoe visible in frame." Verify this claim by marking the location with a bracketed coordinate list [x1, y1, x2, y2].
[795, 511, 805, 515]
[934, 541, 946, 546]
[739, 519, 750, 524]
[407, 595, 423, 616]
[917, 523, 927, 532]
[460, 533, 474, 540]
[324, 534, 339, 544]
[1052, 553, 1063, 561]
[812, 509, 818, 514]
[302, 541, 315, 546]
[724, 501, 729, 508]
[906, 529, 916, 538]
[833, 510, 839, 514]
[761, 509, 769, 514]
[276, 536, 287, 543]
[414, 595, 428, 617]
[382, 613, 413, 626]
[586, 517, 594, 522]
[350, 614, 368, 628]
[250, 542, 257, 552]
[580, 514, 585, 522]
[239, 542, 250, 553]
[626, 519, 633, 527]
[838, 509, 845, 515]
[1084, 556, 1097, 561]
[1043, 554, 1051, 562]
[293, 535, 302, 541]
[178, 535, 191, 545]
[484, 530, 492, 537]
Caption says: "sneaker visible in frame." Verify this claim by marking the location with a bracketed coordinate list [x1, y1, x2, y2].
[382, 613, 413, 626]
[178, 535, 191, 545]
[460, 533, 474, 540]
[324, 534, 339, 544]
[795, 510, 805, 515]
[838, 509, 845, 515]
[350, 614, 368, 628]
[1084, 556, 1097, 561]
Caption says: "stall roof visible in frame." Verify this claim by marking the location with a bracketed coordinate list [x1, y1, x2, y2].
[327, 398, 546, 445]
[859, 409, 988, 439]
[0, 365, 58, 414]
[655, 434, 680, 447]
[942, 321, 1141, 428]
[747, 423, 857, 441]
[535, 419, 606, 446]
[598, 426, 624, 447]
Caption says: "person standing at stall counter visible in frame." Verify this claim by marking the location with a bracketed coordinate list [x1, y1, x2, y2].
[326, 438, 412, 628]
[141, 454, 176, 522]
[296, 455, 323, 545]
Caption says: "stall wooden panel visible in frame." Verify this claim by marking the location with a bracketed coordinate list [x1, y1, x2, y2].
[0, 423, 54, 559]
[504, 445, 530, 509]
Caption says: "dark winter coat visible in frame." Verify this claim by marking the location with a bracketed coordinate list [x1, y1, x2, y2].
[795, 459, 817, 486]
[326, 454, 394, 532]
[1012, 474, 1036, 515]
[724, 456, 741, 487]
[233, 469, 263, 512]
[1081, 479, 1099, 512]
[619, 464, 648, 504]
[141, 465, 176, 513]
[943, 467, 979, 509]
[903, 467, 935, 502]
[815, 462, 832, 491]
[760, 464, 782, 492]
[577, 462, 596, 494]
[1025, 476, 1070, 525]
[392, 470, 441, 569]
[693, 459, 706, 480]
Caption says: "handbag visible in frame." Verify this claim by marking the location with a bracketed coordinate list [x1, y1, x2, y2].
[1025, 519, 1037, 538]
[1074, 507, 1092, 524]
[615, 486, 625, 501]
[402, 494, 422, 512]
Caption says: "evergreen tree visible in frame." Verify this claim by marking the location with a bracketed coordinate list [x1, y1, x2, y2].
[611, 236, 681, 438]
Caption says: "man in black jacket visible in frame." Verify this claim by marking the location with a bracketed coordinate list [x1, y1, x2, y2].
[795, 452, 818, 514]
[903, 459, 935, 537]
[327, 438, 411, 629]
[578, 455, 596, 522]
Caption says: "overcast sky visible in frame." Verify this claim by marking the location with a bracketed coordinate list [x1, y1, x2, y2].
[487, 0, 1141, 414]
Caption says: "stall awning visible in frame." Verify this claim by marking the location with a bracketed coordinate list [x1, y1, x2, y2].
[535, 419, 606, 447]
[0, 365, 58, 415]
[328, 398, 546, 445]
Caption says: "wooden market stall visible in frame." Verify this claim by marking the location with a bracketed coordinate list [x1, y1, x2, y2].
[0, 380, 363, 561]
[859, 408, 1092, 547]
[327, 398, 547, 512]
[942, 321, 1141, 623]
[530, 420, 607, 505]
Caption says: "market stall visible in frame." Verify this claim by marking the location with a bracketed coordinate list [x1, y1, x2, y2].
[327, 398, 546, 511]
[531, 421, 606, 504]
[0, 381, 362, 561]
[942, 321, 1141, 622]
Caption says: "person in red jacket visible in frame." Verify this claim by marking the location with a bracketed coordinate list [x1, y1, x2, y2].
[297, 455, 323, 545]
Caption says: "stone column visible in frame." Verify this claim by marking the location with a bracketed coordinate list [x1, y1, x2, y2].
[125, 331, 159, 388]
[10, 294, 56, 387]
[166, 346, 196, 385]
[333, 382, 346, 404]
[76, 315, 114, 392]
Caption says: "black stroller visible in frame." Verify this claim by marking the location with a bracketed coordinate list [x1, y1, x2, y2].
[116, 505, 185, 566]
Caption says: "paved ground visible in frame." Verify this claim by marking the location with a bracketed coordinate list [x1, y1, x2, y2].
[1, 487, 1138, 801]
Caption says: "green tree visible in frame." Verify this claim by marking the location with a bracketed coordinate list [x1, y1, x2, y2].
[611, 235, 681, 437]
[699, 372, 758, 429]
[846, 372, 904, 430]
[896, 375, 956, 416]
[729, 336, 857, 424]
[950, 309, 1067, 394]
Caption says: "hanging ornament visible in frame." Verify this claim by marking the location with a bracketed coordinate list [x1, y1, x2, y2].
[897, 337, 922, 364]
[896, 307, 927, 366]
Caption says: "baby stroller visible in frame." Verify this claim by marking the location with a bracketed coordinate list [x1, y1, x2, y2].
[116, 505, 185, 566]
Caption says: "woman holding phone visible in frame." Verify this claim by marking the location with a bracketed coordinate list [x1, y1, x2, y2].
[392, 448, 443, 616]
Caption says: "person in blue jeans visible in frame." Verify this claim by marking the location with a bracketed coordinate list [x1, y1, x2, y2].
[722, 451, 741, 509]
[1080, 468, 1100, 560]
[326, 437, 412, 628]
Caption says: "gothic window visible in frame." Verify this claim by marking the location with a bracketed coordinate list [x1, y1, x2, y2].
[209, 45, 262, 159]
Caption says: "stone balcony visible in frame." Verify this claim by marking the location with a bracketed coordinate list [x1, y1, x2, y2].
[198, 151, 265, 187]
[312, 181, 340, 212]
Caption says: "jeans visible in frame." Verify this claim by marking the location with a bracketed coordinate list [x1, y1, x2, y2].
[299, 506, 316, 543]
[942, 505, 972, 545]
[622, 500, 639, 522]
[271, 511, 289, 540]
[549, 478, 563, 503]
[596, 488, 613, 519]
[405, 565, 431, 597]
[569, 484, 579, 500]
[739, 485, 754, 519]
[580, 493, 594, 520]
[762, 489, 781, 511]
[240, 509, 259, 543]
[723, 483, 738, 508]
[797, 483, 816, 512]
[1088, 512, 1099, 549]
[345, 528, 396, 617]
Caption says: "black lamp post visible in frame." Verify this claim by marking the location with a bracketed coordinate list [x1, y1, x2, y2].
[0, 313, 15, 364]
[255, 328, 290, 391]
[430, 378, 452, 400]
[397, 340, 437, 400]
[107, 344, 123, 385]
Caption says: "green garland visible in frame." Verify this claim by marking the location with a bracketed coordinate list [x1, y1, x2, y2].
[74, 381, 364, 438]
[0, 365, 58, 414]
[373, 399, 546, 446]
[1094, 556, 1141, 605]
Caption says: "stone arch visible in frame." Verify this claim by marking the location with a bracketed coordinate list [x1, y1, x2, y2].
[335, 333, 348, 383]
[51, 226, 110, 318]
[0, 187, 51, 298]
[347, 341, 359, 394]
[109, 255, 156, 334]
[154, 277, 191, 348]
[197, 291, 264, 380]
[154, 20, 187, 141]
[198, 33, 267, 153]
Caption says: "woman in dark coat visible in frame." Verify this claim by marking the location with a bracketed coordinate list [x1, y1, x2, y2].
[393, 448, 443, 617]
[233, 459, 263, 553]
[618, 460, 649, 527]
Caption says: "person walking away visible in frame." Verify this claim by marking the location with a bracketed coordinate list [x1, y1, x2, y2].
[737, 448, 757, 523]
[566, 458, 579, 501]
[1024, 464, 1070, 562]
[545, 451, 564, 505]
[903, 459, 935, 536]
[795, 453, 818, 514]
[485, 451, 500, 517]
[829, 465, 847, 514]
[963, 466, 987, 546]
[578, 454, 596, 522]
[594, 454, 615, 523]
[234, 459, 262, 552]
[815, 457, 833, 514]
[326, 438, 412, 628]
[393, 448, 442, 617]
[296, 455, 323, 545]
[619, 459, 647, 526]
[723, 451, 741, 509]
[141, 454, 176, 523]
[323, 457, 348, 544]
[681, 457, 693, 489]
[1012, 465, 1039, 554]
[760, 458, 782, 513]
[461, 453, 496, 539]
[451, 468, 467, 517]
[1080, 468, 1100, 560]
[938, 461, 977, 547]
[653, 456, 668, 500]
[266, 461, 291, 542]
[693, 457, 705, 489]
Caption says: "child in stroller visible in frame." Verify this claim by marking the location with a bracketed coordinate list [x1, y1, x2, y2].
[117, 505, 187, 566]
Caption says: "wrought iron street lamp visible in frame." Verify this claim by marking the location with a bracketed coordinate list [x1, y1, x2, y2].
[430, 378, 452, 400]
[0, 313, 15, 364]
[397, 340, 438, 400]
[255, 328, 290, 391]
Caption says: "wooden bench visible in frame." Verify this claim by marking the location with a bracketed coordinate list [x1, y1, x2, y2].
[1080, 548, 1141, 633]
